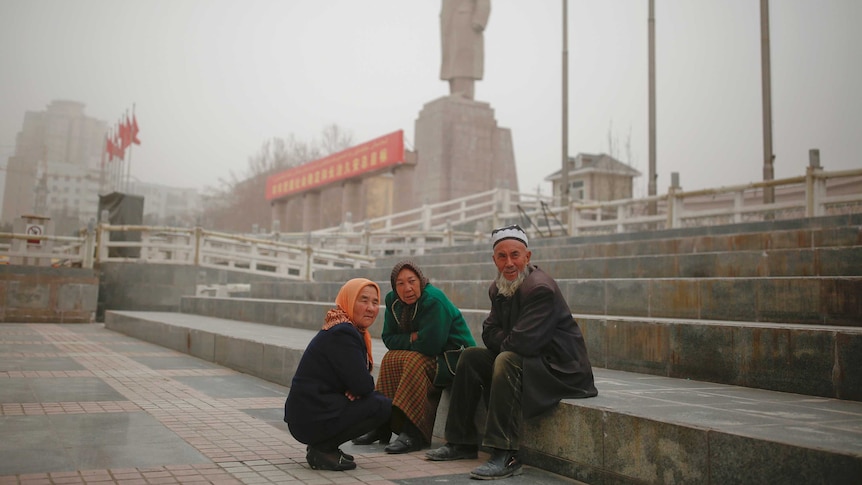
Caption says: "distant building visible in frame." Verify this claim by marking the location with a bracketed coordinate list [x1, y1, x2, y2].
[545, 153, 642, 203]
[39, 161, 102, 234]
[1, 100, 106, 230]
[125, 179, 201, 227]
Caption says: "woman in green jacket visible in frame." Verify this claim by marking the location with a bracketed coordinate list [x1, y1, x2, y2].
[352, 260, 476, 453]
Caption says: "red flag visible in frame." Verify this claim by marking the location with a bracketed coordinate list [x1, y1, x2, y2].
[106, 129, 115, 161]
[113, 129, 125, 159]
[131, 114, 141, 145]
[118, 117, 129, 149]
[107, 136, 117, 161]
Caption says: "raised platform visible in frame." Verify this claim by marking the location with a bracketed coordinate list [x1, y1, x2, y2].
[105, 310, 862, 484]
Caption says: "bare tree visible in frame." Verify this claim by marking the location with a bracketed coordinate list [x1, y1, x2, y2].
[603, 121, 641, 202]
[199, 125, 354, 232]
[318, 123, 353, 156]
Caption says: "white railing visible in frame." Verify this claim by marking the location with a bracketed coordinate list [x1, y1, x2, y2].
[313, 188, 550, 234]
[0, 232, 94, 268]
[274, 229, 485, 257]
[93, 225, 375, 280]
[3, 166, 860, 279]
[566, 167, 862, 236]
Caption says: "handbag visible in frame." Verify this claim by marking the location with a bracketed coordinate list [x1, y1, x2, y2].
[433, 346, 465, 388]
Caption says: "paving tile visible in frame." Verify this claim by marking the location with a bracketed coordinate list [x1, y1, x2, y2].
[0, 323, 587, 484]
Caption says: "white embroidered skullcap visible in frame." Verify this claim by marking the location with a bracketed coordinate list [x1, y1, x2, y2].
[491, 224, 528, 248]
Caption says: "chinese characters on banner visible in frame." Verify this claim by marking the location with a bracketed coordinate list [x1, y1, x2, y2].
[265, 130, 405, 201]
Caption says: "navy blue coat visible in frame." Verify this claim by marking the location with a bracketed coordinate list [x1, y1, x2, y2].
[284, 322, 390, 444]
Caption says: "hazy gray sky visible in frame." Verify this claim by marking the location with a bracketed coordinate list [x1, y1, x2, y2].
[1, 0, 860, 205]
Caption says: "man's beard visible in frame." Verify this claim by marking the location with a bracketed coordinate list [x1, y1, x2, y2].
[495, 268, 528, 298]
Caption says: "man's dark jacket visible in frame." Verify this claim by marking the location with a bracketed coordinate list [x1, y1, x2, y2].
[482, 264, 598, 418]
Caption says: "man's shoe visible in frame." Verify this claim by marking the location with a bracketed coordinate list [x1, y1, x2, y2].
[469, 448, 522, 480]
[384, 432, 424, 454]
[305, 447, 356, 471]
[352, 426, 391, 445]
[425, 442, 478, 461]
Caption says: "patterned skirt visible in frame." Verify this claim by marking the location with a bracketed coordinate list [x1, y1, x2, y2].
[375, 350, 440, 443]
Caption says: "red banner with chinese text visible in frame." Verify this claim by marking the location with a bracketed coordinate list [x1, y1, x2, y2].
[265, 130, 404, 201]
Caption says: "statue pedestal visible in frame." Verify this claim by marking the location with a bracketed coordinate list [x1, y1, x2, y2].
[413, 95, 518, 206]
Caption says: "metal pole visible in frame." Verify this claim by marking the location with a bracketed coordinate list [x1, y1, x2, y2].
[561, 0, 570, 209]
[125, 104, 135, 193]
[760, 0, 775, 204]
[648, 0, 657, 214]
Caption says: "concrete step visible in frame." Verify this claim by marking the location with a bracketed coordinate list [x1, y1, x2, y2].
[373, 215, 862, 267]
[250, 276, 862, 326]
[314, 246, 862, 282]
[179, 296, 862, 401]
[103, 310, 862, 485]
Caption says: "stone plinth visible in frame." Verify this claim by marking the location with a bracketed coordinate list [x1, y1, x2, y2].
[414, 95, 517, 206]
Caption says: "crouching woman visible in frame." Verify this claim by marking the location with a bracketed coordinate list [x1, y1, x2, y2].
[284, 278, 391, 471]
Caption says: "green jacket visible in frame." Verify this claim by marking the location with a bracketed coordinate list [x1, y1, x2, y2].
[382, 283, 476, 356]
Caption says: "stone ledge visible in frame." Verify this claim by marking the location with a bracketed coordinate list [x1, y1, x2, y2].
[103, 310, 862, 485]
[179, 296, 862, 401]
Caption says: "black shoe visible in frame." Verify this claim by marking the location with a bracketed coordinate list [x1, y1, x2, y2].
[469, 448, 522, 480]
[352, 425, 391, 445]
[306, 447, 356, 471]
[307, 446, 353, 461]
[384, 431, 424, 454]
[425, 442, 478, 461]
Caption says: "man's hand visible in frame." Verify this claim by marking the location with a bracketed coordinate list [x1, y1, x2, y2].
[345, 390, 359, 401]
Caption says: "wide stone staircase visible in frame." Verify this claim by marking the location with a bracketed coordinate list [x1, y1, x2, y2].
[105, 213, 862, 484]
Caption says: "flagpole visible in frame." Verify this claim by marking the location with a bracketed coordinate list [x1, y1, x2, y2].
[110, 127, 117, 191]
[125, 105, 135, 193]
[115, 127, 121, 191]
[100, 133, 107, 194]
[115, 124, 122, 192]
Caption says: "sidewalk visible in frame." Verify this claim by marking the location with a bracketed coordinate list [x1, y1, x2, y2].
[0, 323, 584, 485]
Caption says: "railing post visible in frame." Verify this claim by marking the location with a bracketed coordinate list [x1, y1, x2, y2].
[500, 188, 511, 214]
[733, 191, 744, 223]
[304, 232, 314, 281]
[569, 205, 579, 237]
[344, 211, 354, 233]
[492, 189, 503, 229]
[616, 205, 625, 234]
[83, 220, 95, 269]
[194, 227, 203, 266]
[445, 221, 453, 247]
[667, 187, 679, 228]
[806, 149, 823, 217]
[304, 246, 314, 281]
[96, 223, 108, 263]
[362, 221, 371, 256]
[421, 204, 432, 231]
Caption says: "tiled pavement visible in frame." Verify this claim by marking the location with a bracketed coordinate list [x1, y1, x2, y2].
[0, 324, 584, 485]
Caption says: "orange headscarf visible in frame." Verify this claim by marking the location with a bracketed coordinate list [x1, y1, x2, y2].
[323, 278, 380, 371]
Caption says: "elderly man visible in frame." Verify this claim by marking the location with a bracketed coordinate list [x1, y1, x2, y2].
[425, 224, 598, 480]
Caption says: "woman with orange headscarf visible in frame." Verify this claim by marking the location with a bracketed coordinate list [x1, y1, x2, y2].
[284, 278, 391, 471]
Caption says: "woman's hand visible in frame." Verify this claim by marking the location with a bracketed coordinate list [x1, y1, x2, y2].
[345, 390, 359, 401]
